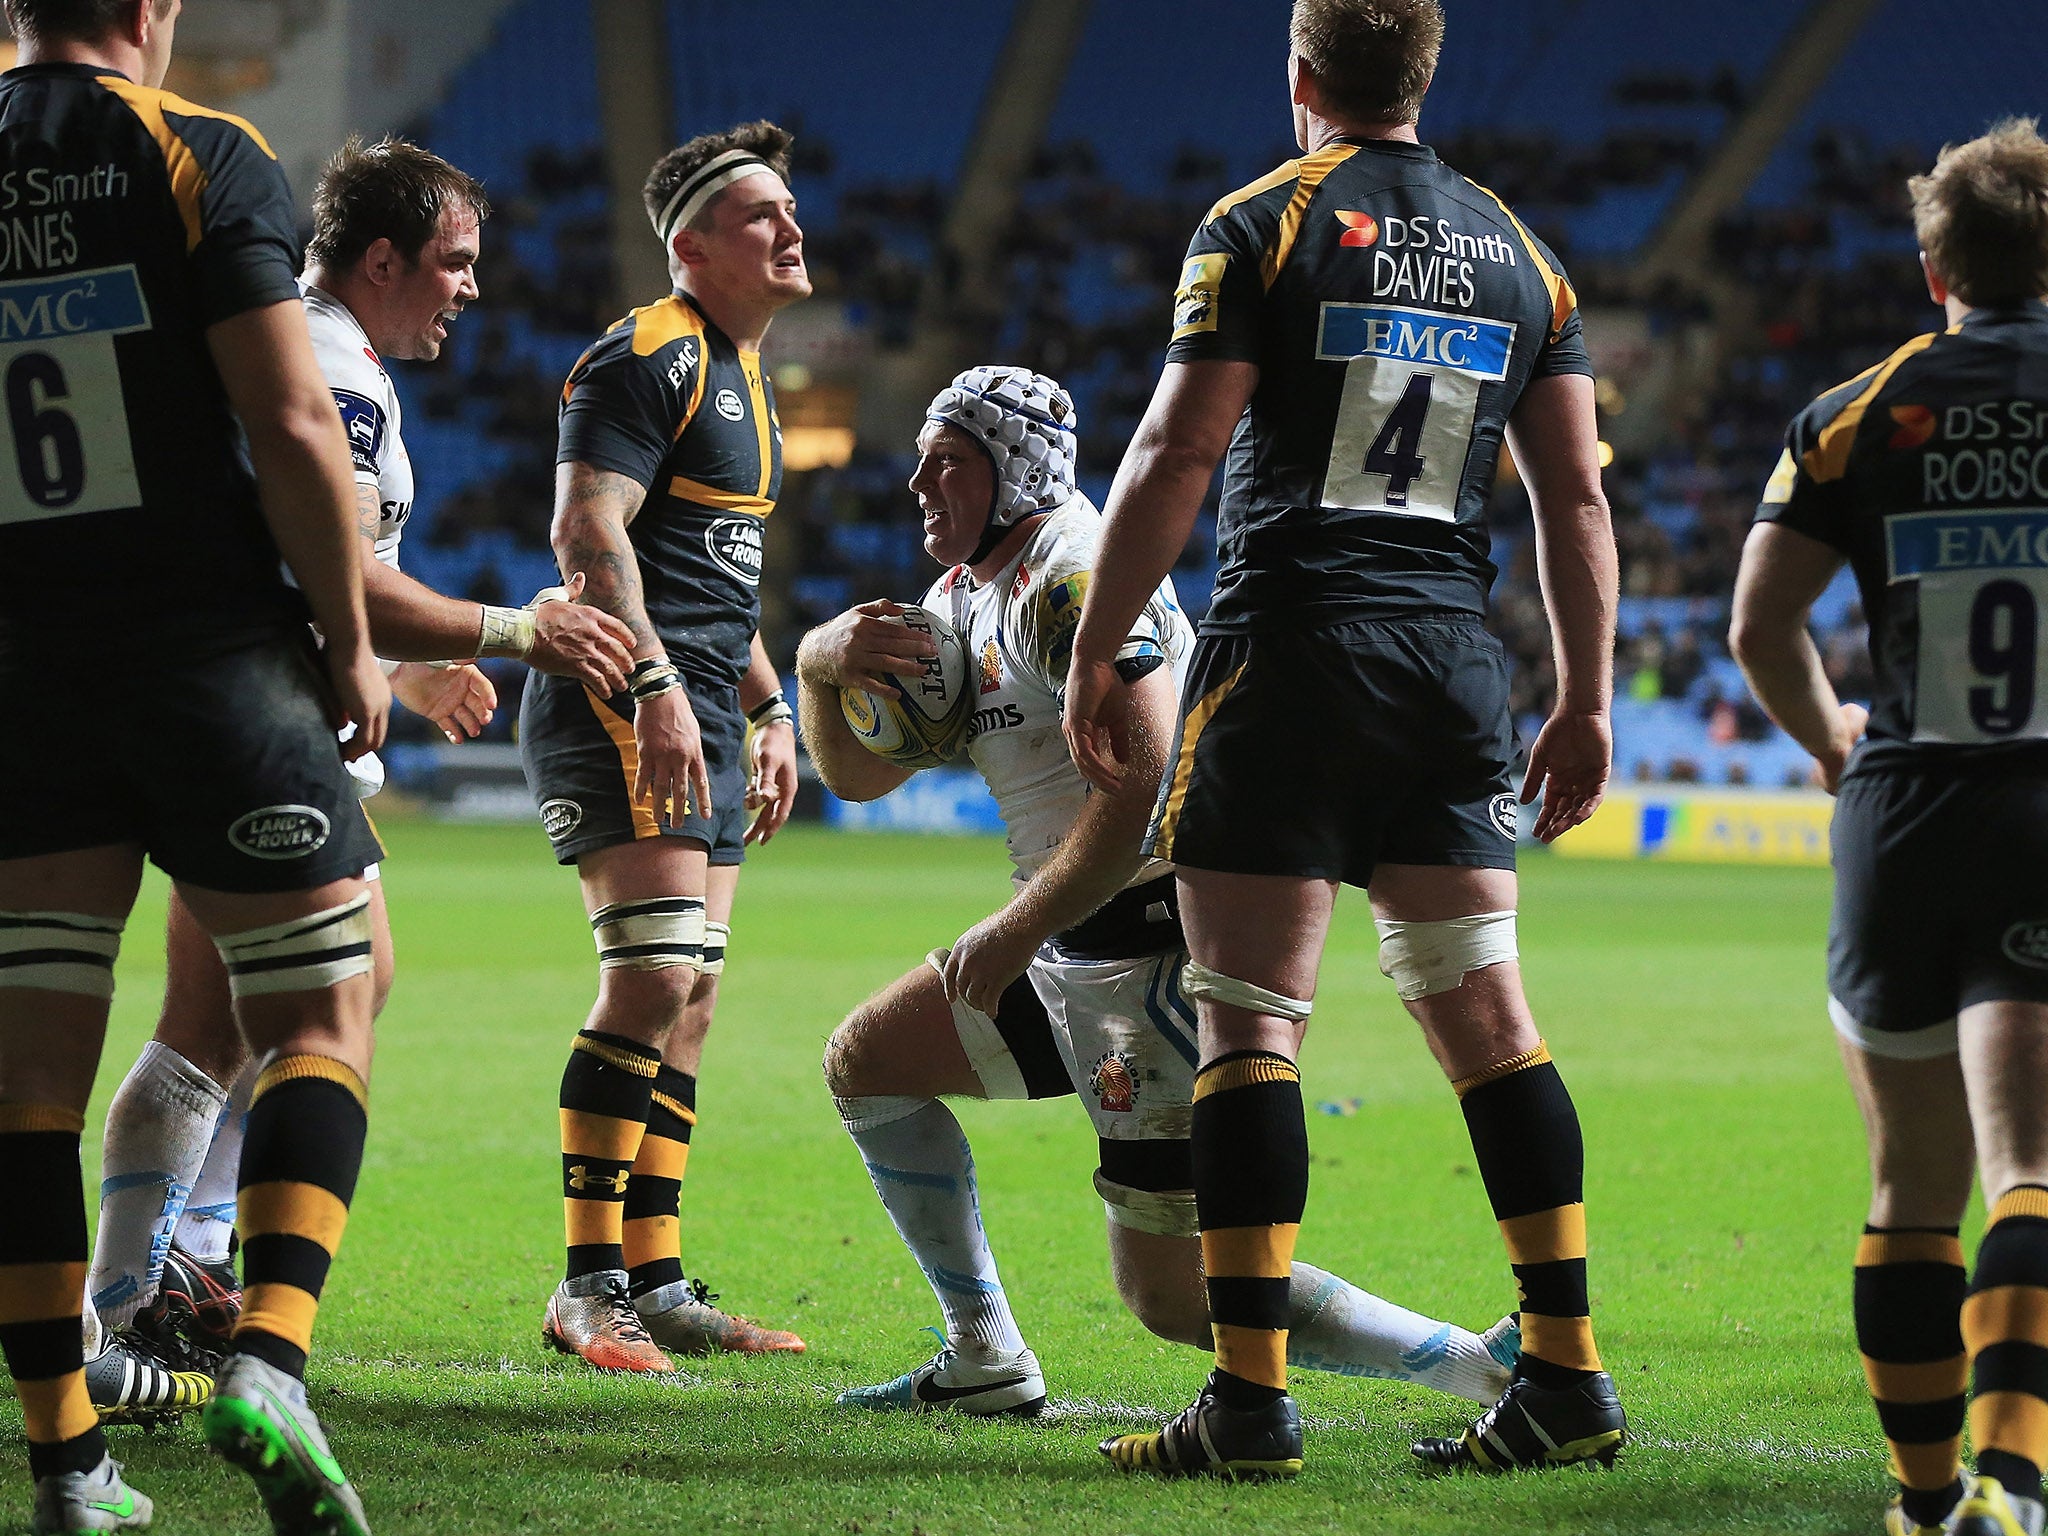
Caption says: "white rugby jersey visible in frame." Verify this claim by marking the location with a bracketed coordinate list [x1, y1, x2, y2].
[302, 280, 410, 569]
[923, 495, 1192, 887]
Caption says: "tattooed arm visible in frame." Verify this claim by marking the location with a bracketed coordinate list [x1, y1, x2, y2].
[550, 459, 710, 828]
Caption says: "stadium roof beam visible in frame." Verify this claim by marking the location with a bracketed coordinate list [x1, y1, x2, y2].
[1637, 0, 1882, 291]
[857, 0, 1093, 447]
[592, 0, 675, 315]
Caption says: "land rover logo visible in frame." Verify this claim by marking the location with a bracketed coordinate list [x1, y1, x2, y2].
[706, 517, 763, 585]
[2003, 920, 2048, 971]
[1489, 793, 1519, 840]
[540, 799, 584, 841]
[229, 805, 330, 860]
[714, 388, 745, 421]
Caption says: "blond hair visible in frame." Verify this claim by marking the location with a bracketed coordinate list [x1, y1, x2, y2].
[1289, 0, 1444, 125]
[1911, 118, 2048, 307]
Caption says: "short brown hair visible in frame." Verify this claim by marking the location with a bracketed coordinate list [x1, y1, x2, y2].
[1290, 0, 1444, 125]
[305, 136, 490, 273]
[4, 0, 170, 43]
[1911, 118, 2048, 308]
[643, 120, 794, 236]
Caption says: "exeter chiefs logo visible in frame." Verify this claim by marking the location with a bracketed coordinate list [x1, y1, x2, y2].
[2003, 920, 2048, 971]
[979, 639, 1003, 694]
[1090, 1052, 1138, 1114]
[706, 517, 763, 585]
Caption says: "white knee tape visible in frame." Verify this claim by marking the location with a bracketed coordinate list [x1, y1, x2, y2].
[1094, 1171, 1199, 1238]
[591, 897, 705, 971]
[214, 894, 373, 999]
[834, 1094, 927, 1134]
[1373, 910, 1518, 1001]
[0, 911, 124, 999]
[700, 920, 729, 977]
[1180, 961, 1313, 1023]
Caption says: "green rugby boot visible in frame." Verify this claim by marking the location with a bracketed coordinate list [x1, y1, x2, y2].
[30, 1454, 151, 1533]
[202, 1353, 369, 1536]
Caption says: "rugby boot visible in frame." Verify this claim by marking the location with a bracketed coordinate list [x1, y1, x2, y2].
[1100, 1378, 1304, 1480]
[136, 1244, 241, 1361]
[1953, 1476, 2047, 1536]
[84, 1333, 211, 1426]
[542, 1270, 672, 1372]
[1886, 1473, 1971, 1536]
[203, 1353, 368, 1536]
[837, 1339, 1045, 1417]
[633, 1276, 805, 1356]
[1412, 1370, 1627, 1471]
[30, 1454, 151, 1533]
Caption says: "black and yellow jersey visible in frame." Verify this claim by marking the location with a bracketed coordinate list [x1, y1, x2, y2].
[1165, 138, 1591, 632]
[557, 290, 780, 685]
[1757, 301, 2048, 771]
[0, 62, 306, 653]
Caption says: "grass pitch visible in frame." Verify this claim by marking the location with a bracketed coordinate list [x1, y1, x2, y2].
[16, 822, 1904, 1533]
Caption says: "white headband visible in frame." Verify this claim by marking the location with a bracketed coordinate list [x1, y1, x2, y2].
[651, 149, 774, 246]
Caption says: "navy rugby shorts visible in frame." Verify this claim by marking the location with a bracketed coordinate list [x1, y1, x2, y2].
[0, 630, 381, 893]
[1146, 615, 1519, 888]
[1828, 765, 2048, 1056]
[518, 670, 748, 866]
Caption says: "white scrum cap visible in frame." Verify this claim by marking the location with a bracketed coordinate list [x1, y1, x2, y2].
[924, 366, 1079, 547]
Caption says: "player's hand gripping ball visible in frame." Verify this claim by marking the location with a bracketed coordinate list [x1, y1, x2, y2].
[839, 605, 974, 768]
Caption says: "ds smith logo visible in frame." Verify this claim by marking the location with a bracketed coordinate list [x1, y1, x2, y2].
[1335, 210, 1380, 247]
[1889, 405, 1938, 451]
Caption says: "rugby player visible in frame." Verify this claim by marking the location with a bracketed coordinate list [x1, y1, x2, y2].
[1732, 120, 2048, 1536]
[1063, 0, 1627, 1478]
[521, 120, 807, 1370]
[0, 1, 393, 1529]
[803, 367, 1520, 1416]
[79, 136, 636, 1390]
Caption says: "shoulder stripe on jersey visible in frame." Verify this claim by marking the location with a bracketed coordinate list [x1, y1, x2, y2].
[1262, 144, 1358, 289]
[1463, 179, 1577, 344]
[95, 76, 276, 252]
[739, 351, 773, 500]
[669, 475, 772, 516]
[629, 295, 705, 357]
[1204, 160, 1302, 226]
[1801, 332, 1939, 484]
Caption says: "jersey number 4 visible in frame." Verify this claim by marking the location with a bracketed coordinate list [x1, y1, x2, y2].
[1323, 362, 1482, 522]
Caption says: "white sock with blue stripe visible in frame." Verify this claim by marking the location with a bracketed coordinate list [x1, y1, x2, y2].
[1287, 1262, 1512, 1405]
[835, 1095, 1027, 1359]
[172, 1061, 254, 1265]
[87, 1042, 228, 1328]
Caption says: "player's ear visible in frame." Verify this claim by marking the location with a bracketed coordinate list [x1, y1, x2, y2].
[361, 236, 400, 287]
[669, 227, 708, 272]
[1920, 251, 1949, 308]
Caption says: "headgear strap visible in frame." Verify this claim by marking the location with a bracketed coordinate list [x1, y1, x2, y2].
[651, 149, 774, 246]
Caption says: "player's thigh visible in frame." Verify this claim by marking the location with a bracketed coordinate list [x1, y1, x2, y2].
[155, 888, 249, 1087]
[1176, 867, 1334, 1059]
[660, 863, 740, 1075]
[824, 963, 981, 1099]
[1960, 999, 2048, 1204]
[1368, 862, 1536, 1079]
[1839, 1034, 1975, 1228]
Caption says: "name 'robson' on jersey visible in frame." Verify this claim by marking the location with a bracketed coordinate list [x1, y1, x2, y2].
[556, 289, 780, 685]
[1167, 137, 1593, 632]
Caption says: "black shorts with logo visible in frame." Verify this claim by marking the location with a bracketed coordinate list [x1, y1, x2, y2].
[0, 631, 381, 893]
[1829, 764, 2048, 1034]
[518, 669, 748, 866]
[1147, 615, 1519, 888]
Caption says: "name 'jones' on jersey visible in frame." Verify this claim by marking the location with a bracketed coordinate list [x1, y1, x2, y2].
[557, 290, 781, 683]
[1165, 139, 1593, 630]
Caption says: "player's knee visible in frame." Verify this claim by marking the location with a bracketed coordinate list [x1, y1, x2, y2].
[822, 1013, 881, 1097]
[1117, 1268, 1209, 1348]
[1374, 911, 1518, 1001]
[1181, 961, 1313, 1022]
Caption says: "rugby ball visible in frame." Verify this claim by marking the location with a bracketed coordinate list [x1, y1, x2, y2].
[839, 605, 973, 768]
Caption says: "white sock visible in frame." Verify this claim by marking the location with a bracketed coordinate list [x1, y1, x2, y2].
[88, 1043, 228, 1328]
[1286, 1263, 1511, 1405]
[173, 1061, 254, 1265]
[835, 1095, 1027, 1358]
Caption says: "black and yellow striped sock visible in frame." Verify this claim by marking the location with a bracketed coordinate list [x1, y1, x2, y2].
[230, 1056, 368, 1380]
[1456, 1043, 1602, 1388]
[0, 1105, 103, 1480]
[1966, 1186, 2048, 1504]
[1193, 1051, 1307, 1411]
[1856, 1225, 1967, 1523]
[623, 1066, 695, 1300]
[561, 1030, 659, 1282]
